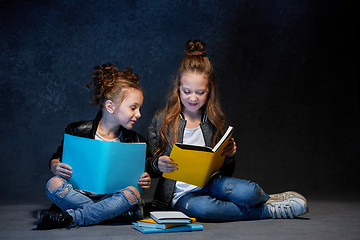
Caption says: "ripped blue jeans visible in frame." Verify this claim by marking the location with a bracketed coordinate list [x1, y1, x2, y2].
[46, 176, 138, 227]
[174, 175, 270, 221]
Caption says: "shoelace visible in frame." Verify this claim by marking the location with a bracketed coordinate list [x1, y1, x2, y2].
[269, 202, 295, 219]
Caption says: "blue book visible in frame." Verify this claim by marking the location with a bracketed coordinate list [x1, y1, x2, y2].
[62, 134, 146, 194]
[132, 222, 203, 234]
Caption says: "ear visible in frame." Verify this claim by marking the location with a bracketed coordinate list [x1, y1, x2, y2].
[105, 99, 115, 114]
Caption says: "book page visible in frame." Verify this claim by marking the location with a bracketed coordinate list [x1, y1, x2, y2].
[150, 211, 192, 224]
[212, 126, 234, 152]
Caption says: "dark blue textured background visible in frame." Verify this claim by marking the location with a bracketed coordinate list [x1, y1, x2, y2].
[0, 0, 357, 201]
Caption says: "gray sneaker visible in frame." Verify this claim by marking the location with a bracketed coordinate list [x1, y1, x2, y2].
[267, 196, 308, 219]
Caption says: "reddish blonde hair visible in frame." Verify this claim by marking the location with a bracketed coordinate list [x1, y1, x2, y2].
[87, 63, 142, 108]
[157, 40, 226, 154]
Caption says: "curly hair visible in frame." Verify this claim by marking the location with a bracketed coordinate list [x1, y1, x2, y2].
[87, 63, 142, 108]
[156, 40, 226, 154]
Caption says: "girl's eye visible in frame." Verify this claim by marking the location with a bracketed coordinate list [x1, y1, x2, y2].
[183, 90, 190, 94]
[197, 92, 205, 95]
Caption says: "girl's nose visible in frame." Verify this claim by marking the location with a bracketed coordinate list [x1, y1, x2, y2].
[135, 109, 141, 119]
[190, 93, 198, 101]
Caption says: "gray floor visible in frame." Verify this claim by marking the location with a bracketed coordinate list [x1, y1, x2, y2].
[1, 197, 359, 240]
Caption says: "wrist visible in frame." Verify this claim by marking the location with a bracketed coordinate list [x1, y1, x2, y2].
[152, 157, 161, 172]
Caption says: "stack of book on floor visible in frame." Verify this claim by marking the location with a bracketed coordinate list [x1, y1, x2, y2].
[132, 211, 203, 234]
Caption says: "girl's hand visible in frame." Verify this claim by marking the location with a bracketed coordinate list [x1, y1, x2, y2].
[138, 172, 151, 189]
[158, 156, 178, 173]
[222, 138, 237, 158]
[50, 159, 73, 179]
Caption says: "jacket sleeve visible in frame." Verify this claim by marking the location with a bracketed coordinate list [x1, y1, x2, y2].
[145, 114, 164, 178]
[48, 122, 78, 170]
[219, 155, 236, 176]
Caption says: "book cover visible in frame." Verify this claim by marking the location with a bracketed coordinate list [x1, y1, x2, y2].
[132, 223, 203, 234]
[136, 217, 196, 229]
[163, 126, 234, 187]
[150, 211, 192, 224]
[62, 134, 146, 193]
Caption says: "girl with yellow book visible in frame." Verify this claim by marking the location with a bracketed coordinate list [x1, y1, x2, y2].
[146, 40, 308, 221]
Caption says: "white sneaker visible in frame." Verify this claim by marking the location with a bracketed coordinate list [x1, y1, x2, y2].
[267, 196, 308, 219]
[268, 191, 306, 201]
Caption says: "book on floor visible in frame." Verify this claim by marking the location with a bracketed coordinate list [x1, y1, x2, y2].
[149, 211, 192, 224]
[163, 126, 234, 187]
[132, 222, 203, 234]
[62, 134, 146, 194]
[136, 217, 196, 229]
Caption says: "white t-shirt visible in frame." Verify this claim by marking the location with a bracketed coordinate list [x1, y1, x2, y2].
[95, 131, 122, 142]
[171, 126, 205, 206]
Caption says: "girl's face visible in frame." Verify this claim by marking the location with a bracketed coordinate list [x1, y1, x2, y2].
[179, 72, 209, 116]
[113, 88, 143, 130]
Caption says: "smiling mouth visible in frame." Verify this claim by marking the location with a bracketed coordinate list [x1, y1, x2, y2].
[188, 103, 198, 106]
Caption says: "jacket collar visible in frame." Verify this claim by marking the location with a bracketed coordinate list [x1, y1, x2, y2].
[178, 111, 212, 147]
[91, 111, 102, 139]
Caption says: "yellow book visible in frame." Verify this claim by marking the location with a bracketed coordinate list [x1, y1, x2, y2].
[163, 126, 234, 187]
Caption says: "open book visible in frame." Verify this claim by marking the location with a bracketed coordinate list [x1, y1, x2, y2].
[62, 134, 146, 194]
[163, 126, 234, 187]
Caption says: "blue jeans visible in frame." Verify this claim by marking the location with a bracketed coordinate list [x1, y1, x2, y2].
[46, 177, 138, 227]
[174, 175, 270, 221]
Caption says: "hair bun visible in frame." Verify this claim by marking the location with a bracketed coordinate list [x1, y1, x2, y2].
[184, 40, 206, 57]
[120, 67, 140, 85]
[89, 63, 120, 89]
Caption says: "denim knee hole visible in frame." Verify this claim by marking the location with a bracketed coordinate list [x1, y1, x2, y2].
[123, 187, 140, 205]
[225, 183, 235, 193]
[47, 177, 70, 198]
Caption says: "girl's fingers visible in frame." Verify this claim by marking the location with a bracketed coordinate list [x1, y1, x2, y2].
[222, 138, 236, 156]
[159, 165, 177, 173]
[61, 168, 73, 176]
[58, 167, 72, 178]
[60, 172, 71, 179]
[158, 156, 178, 172]
[138, 172, 151, 187]
[164, 161, 178, 170]
[138, 179, 151, 189]
[139, 177, 151, 182]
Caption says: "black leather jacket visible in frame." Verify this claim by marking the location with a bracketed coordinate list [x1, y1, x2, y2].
[146, 110, 236, 210]
[49, 111, 147, 168]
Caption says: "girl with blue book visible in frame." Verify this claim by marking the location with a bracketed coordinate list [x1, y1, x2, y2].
[37, 63, 151, 229]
